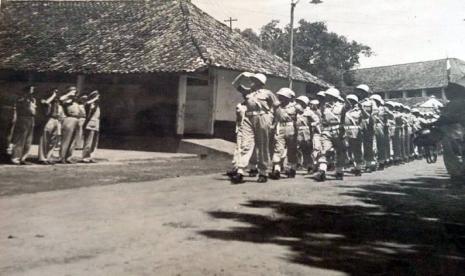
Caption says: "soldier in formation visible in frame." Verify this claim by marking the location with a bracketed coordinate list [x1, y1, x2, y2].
[228, 71, 442, 183]
[0, 85, 101, 165]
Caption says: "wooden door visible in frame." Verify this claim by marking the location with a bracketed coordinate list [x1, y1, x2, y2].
[184, 77, 213, 135]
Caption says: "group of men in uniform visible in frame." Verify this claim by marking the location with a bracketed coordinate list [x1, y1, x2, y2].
[227, 71, 439, 184]
[0, 86, 101, 165]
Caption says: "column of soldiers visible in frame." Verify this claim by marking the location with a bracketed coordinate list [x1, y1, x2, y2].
[0, 85, 101, 165]
[227, 72, 439, 184]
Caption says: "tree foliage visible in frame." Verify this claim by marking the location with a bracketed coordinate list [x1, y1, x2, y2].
[237, 19, 372, 86]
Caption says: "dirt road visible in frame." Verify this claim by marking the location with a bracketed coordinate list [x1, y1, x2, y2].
[1, 160, 464, 275]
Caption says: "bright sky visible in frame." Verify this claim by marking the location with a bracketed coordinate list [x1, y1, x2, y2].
[192, 0, 465, 69]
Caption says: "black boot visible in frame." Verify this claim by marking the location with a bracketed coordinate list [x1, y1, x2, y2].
[353, 169, 362, 176]
[286, 168, 296, 178]
[248, 169, 258, 177]
[230, 173, 245, 184]
[335, 172, 344, 180]
[257, 174, 268, 183]
[314, 170, 326, 182]
[226, 168, 237, 178]
[269, 170, 281, 180]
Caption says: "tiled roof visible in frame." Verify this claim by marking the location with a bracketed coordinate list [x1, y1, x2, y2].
[346, 59, 450, 92]
[0, 0, 329, 86]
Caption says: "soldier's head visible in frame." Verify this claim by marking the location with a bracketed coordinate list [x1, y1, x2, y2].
[370, 94, 384, 106]
[295, 95, 310, 113]
[355, 84, 370, 100]
[23, 85, 35, 96]
[276, 88, 295, 106]
[250, 73, 267, 90]
[309, 99, 320, 110]
[346, 94, 359, 107]
[325, 88, 344, 104]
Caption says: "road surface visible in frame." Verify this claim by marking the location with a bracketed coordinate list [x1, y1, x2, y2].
[1, 160, 464, 275]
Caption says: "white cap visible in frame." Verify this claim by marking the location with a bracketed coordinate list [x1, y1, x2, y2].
[346, 94, 359, 103]
[296, 95, 310, 106]
[276, 88, 295, 99]
[251, 73, 267, 85]
[325, 87, 344, 102]
[370, 94, 384, 105]
[316, 91, 326, 98]
[356, 84, 370, 93]
[310, 99, 320, 105]
[411, 108, 420, 114]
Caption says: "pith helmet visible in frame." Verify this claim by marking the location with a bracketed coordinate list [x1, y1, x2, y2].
[277, 88, 295, 99]
[296, 95, 310, 106]
[346, 94, 359, 103]
[325, 87, 344, 102]
[356, 84, 370, 93]
[251, 73, 267, 85]
[370, 94, 384, 105]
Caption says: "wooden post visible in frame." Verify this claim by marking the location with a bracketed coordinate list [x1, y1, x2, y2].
[208, 69, 217, 136]
[77, 74, 85, 94]
[421, 89, 427, 97]
[441, 87, 447, 100]
[176, 75, 187, 135]
[402, 90, 408, 98]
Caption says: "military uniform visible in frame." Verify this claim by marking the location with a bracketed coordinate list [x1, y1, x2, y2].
[361, 98, 378, 171]
[0, 93, 16, 162]
[82, 102, 101, 162]
[60, 100, 81, 163]
[236, 89, 279, 177]
[296, 107, 319, 170]
[38, 100, 64, 163]
[272, 101, 298, 176]
[345, 103, 365, 173]
[11, 95, 36, 164]
[315, 99, 346, 180]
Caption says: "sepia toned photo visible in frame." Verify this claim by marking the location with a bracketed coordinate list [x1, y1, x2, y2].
[0, 0, 464, 275]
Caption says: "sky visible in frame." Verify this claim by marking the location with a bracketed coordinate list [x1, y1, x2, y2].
[192, 0, 465, 69]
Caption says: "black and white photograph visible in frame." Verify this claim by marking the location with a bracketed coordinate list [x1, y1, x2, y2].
[0, 0, 464, 275]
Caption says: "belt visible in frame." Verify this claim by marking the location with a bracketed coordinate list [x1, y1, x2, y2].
[345, 126, 359, 130]
[279, 122, 294, 127]
[298, 126, 310, 130]
[245, 111, 266, 116]
[65, 115, 80, 119]
[323, 125, 340, 131]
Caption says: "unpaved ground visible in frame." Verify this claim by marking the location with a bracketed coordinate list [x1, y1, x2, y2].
[1, 160, 465, 275]
[0, 156, 229, 197]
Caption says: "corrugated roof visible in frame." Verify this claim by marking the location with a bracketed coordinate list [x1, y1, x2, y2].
[0, 0, 329, 86]
[346, 59, 450, 92]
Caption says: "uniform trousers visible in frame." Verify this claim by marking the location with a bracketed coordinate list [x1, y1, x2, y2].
[393, 127, 403, 161]
[375, 124, 388, 165]
[38, 118, 61, 161]
[61, 117, 80, 161]
[272, 123, 297, 171]
[82, 129, 99, 161]
[315, 129, 346, 173]
[11, 116, 34, 162]
[236, 113, 273, 175]
[297, 126, 312, 168]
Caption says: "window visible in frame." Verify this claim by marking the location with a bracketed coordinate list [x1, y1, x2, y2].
[406, 90, 422, 98]
[389, 91, 402, 99]
[426, 88, 442, 98]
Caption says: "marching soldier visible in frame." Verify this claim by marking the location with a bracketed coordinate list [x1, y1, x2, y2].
[230, 72, 280, 184]
[313, 88, 347, 181]
[270, 88, 298, 179]
[295, 96, 314, 172]
[10, 85, 37, 165]
[307, 99, 322, 173]
[75, 94, 88, 149]
[227, 101, 247, 178]
[82, 91, 101, 163]
[384, 101, 398, 165]
[370, 94, 391, 170]
[59, 86, 81, 164]
[38, 89, 64, 165]
[345, 94, 368, 176]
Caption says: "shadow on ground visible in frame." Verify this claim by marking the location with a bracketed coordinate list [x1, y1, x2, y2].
[199, 174, 465, 275]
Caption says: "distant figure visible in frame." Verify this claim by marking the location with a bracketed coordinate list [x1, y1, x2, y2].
[38, 89, 64, 165]
[0, 88, 17, 163]
[60, 86, 81, 164]
[82, 91, 101, 163]
[10, 85, 37, 165]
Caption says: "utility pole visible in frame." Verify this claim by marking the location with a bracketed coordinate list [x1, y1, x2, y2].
[288, 0, 299, 89]
[289, 0, 323, 89]
[224, 17, 238, 31]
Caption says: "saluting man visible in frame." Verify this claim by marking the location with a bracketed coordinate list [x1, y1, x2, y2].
[38, 88, 64, 165]
[230, 72, 280, 184]
[345, 94, 369, 176]
[10, 85, 37, 165]
[60, 86, 81, 164]
[82, 90, 101, 163]
[270, 88, 298, 179]
[295, 95, 313, 172]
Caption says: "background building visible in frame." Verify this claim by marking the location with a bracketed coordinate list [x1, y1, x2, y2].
[345, 58, 465, 107]
[0, 0, 329, 146]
